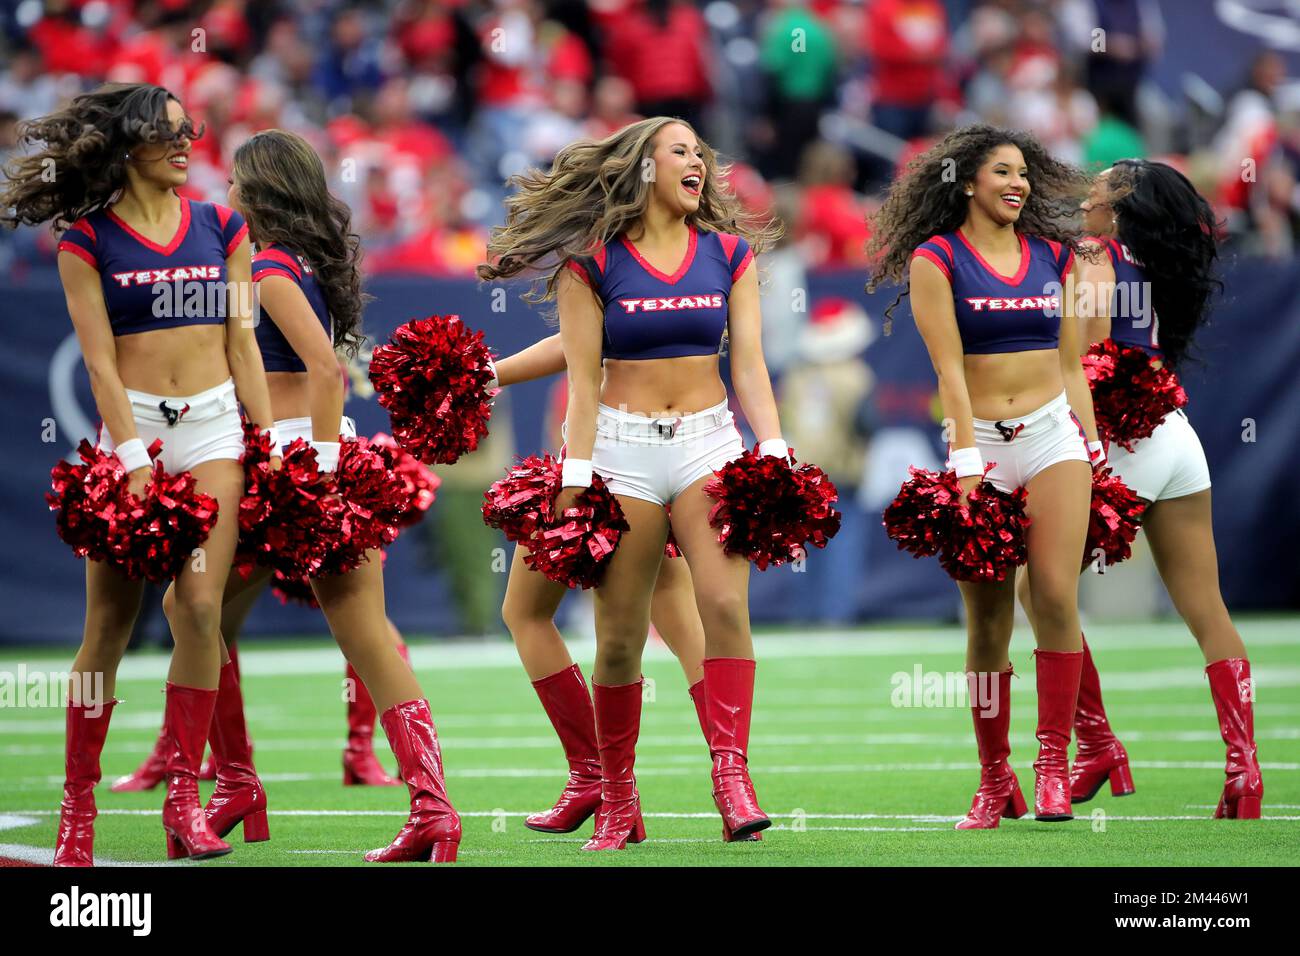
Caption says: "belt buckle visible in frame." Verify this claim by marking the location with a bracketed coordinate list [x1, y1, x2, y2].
[159, 400, 190, 428]
[654, 418, 679, 440]
[994, 420, 1022, 443]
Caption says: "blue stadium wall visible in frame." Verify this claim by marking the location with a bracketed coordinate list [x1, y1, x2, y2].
[3, 257, 1298, 643]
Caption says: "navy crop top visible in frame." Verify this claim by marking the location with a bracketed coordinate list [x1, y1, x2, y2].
[251, 244, 332, 373]
[912, 230, 1075, 355]
[566, 225, 754, 361]
[1091, 236, 1162, 359]
[58, 197, 248, 336]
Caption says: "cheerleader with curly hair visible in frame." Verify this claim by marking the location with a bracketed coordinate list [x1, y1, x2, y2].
[479, 118, 785, 850]
[867, 125, 1101, 828]
[1, 83, 277, 864]
[1017, 160, 1262, 818]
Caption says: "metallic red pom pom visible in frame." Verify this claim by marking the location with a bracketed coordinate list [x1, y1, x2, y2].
[1082, 465, 1147, 572]
[884, 466, 1030, 583]
[482, 453, 564, 543]
[519, 473, 630, 589]
[371, 432, 441, 529]
[368, 315, 497, 465]
[48, 439, 219, 582]
[702, 448, 841, 571]
[270, 569, 319, 607]
[1082, 339, 1187, 451]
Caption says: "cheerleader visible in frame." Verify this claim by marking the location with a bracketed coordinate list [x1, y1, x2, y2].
[0, 83, 277, 863]
[478, 118, 784, 849]
[203, 128, 459, 860]
[1018, 160, 1262, 818]
[866, 125, 1101, 828]
[490, 334, 759, 839]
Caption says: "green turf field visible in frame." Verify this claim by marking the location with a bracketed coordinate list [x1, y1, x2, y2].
[2, 618, 1297, 866]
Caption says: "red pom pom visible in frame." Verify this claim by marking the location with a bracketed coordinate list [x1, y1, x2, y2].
[236, 427, 351, 580]
[521, 474, 630, 589]
[368, 315, 497, 465]
[371, 432, 440, 529]
[48, 439, 219, 582]
[664, 529, 682, 559]
[884, 467, 1030, 583]
[1082, 465, 1147, 571]
[482, 453, 563, 543]
[702, 448, 841, 570]
[1082, 339, 1187, 451]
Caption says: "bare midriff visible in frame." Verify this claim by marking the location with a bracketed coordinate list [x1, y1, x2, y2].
[599, 353, 728, 418]
[963, 348, 1065, 421]
[114, 324, 230, 396]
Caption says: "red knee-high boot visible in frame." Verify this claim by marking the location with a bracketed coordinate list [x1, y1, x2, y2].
[1033, 649, 1083, 821]
[199, 646, 240, 781]
[525, 664, 603, 833]
[343, 659, 401, 786]
[690, 678, 761, 842]
[956, 667, 1026, 829]
[364, 699, 460, 862]
[204, 660, 269, 842]
[583, 679, 647, 851]
[1207, 658, 1263, 819]
[161, 683, 232, 860]
[1070, 635, 1134, 803]
[53, 698, 117, 867]
[701, 658, 771, 841]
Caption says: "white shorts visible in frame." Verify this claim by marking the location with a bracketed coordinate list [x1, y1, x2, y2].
[585, 399, 746, 506]
[955, 391, 1090, 493]
[1107, 408, 1211, 502]
[275, 415, 358, 445]
[97, 378, 243, 474]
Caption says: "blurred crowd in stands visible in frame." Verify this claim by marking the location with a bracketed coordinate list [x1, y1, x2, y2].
[2, 0, 1298, 279]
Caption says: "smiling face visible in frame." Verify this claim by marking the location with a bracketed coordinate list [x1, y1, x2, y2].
[647, 122, 705, 218]
[965, 144, 1029, 226]
[1080, 169, 1118, 238]
[127, 97, 193, 189]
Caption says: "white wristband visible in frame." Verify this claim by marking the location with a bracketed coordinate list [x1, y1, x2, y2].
[264, 427, 283, 460]
[561, 457, 593, 489]
[312, 441, 341, 473]
[1088, 440, 1106, 466]
[758, 438, 789, 459]
[114, 438, 151, 474]
[948, 446, 984, 479]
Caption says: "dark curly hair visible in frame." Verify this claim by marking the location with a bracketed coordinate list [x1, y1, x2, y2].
[865, 124, 1089, 329]
[1104, 160, 1222, 371]
[0, 83, 200, 232]
[232, 129, 369, 358]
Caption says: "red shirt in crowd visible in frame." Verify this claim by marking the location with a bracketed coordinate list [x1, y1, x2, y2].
[603, 3, 711, 104]
[865, 0, 948, 107]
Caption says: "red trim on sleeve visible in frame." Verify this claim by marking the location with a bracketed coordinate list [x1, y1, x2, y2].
[931, 235, 955, 267]
[718, 231, 740, 262]
[57, 240, 98, 269]
[252, 267, 299, 284]
[1060, 248, 1076, 282]
[254, 247, 302, 279]
[214, 203, 233, 231]
[70, 219, 96, 243]
[565, 259, 592, 287]
[225, 222, 249, 257]
[912, 248, 951, 281]
[731, 247, 754, 282]
[592, 246, 606, 275]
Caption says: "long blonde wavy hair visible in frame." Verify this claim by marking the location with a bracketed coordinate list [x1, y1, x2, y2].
[476, 117, 782, 306]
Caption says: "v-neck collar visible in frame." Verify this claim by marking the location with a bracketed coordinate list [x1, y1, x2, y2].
[956, 228, 1030, 285]
[620, 225, 697, 285]
[107, 195, 191, 256]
